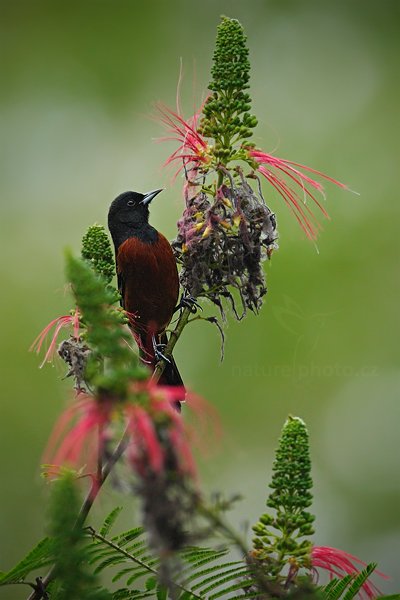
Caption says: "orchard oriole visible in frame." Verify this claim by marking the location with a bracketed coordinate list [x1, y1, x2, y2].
[108, 189, 184, 405]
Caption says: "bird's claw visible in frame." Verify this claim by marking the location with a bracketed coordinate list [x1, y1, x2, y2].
[177, 294, 202, 314]
[153, 342, 171, 364]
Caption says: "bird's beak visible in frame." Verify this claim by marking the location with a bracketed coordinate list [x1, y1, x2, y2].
[141, 188, 163, 205]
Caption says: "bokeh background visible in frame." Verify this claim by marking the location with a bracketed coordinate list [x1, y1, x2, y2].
[1, 0, 399, 597]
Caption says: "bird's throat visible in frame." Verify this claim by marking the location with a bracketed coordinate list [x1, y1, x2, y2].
[112, 222, 159, 249]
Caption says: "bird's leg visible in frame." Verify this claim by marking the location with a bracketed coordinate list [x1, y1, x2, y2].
[175, 294, 202, 314]
[152, 335, 171, 364]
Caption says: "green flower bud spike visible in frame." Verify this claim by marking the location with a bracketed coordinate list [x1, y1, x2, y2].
[81, 224, 115, 284]
[252, 416, 315, 581]
[199, 16, 258, 166]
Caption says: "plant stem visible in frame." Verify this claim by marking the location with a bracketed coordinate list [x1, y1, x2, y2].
[152, 306, 191, 383]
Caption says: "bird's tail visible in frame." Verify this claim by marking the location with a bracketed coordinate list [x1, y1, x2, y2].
[137, 331, 185, 411]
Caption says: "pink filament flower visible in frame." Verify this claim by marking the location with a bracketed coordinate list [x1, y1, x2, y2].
[156, 102, 210, 181]
[128, 380, 197, 477]
[127, 404, 164, 474]
[157, 94, 350, 241]
[30, 308, 80, 367]
[43, 394, 111, 472]
[44, 379, 198, 481]
[312, 545, 388, 599]
[247, 149, 348, 241]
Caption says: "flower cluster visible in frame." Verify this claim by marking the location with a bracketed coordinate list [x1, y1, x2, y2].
[173, 175, 277, 315]
[251, 416, 385, 598]
[159, 17, 348, 319]
[252, 416, 314, 577]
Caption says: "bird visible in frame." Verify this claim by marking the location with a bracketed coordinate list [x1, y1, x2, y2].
[107, 189, 184, 406]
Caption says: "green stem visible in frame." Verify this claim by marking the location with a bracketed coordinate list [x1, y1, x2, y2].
[152, 306, 192, 383]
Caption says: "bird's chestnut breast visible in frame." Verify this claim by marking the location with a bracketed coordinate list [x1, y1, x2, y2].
[117, 233, 179, 333]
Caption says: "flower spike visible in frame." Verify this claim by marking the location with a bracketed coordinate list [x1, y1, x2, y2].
[30, 309, 80, 368]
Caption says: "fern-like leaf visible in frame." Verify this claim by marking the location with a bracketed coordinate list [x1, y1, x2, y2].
[342, 563, 377, 600]
[182, 561, 244, 586]
[193, 566, 253, 593]
[0, 537, 53, 585]
[84, 516, 260, 600]
[323, 574, 357, 600]
[101, 507, 124, 537]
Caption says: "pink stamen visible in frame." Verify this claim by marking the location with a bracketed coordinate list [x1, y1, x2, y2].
[128, 406, 164, 474]
[155, 102, 209, 180]
[249, 149, 348, 241]
[312, 546, 388, 599]
[43, 395, 111, 472]
[30, 311, 80, 367]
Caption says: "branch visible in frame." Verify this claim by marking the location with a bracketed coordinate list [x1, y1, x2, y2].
[152, 306, 192, 383]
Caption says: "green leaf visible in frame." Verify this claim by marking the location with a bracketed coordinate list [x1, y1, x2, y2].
[343, 563, 377, 600]
[192, 564, 249, 594]
[182, 561, 244, 586]
[100, 507, 123, 537]
[112, 589, 155, 600]
[197, 568, 253, 594]
[145, 576, 157, 591]
[0, 537, 53, 585]
[156, 584, 168, 600]
[324, 574, 354, 600]
[113, 529, 145, 547]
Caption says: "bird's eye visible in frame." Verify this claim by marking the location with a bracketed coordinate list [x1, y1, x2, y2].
[127, 200, 134, 206]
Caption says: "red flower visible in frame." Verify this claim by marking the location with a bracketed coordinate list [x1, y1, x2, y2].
[31, 309, 80, 367]
[312, 545, 388, 599]
[128, 380, 197, 477]
[43, 380, 198, 481]
[156, 102, 210, 181]
[247, 148, 349, 241]
[157, 93, 351, 242]
[127, 405, 164, 474]
[43, 394, 111, 472]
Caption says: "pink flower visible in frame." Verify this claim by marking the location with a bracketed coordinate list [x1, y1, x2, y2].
[43, 394, 112, 472]
[44, 379, 198, 481]
[127, 405, 164, 474]
[156, 102, 210, 181]
[247, 148, 348, 241]
[31, 308, 80, 367]
[312, 545, 388, 599]
[128, 380, 197, 477]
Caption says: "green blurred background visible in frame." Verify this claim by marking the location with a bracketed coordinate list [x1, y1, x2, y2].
[1, 0, 399, 596]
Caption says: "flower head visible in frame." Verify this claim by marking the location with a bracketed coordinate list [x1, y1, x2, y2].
[43, 394, 112, 473]
[43, 379, 196, 480]
[246, 148, 348, 241]
[311, 546, 388, 599]
[156, 102, 210, 183]
[128, 380, 196, 477]
[30, 309, 80, 367]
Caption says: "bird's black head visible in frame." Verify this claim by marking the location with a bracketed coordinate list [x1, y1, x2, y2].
[108, 189, 162, 247]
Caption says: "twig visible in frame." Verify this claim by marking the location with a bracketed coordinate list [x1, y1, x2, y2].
[152, 306, 192, 383]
